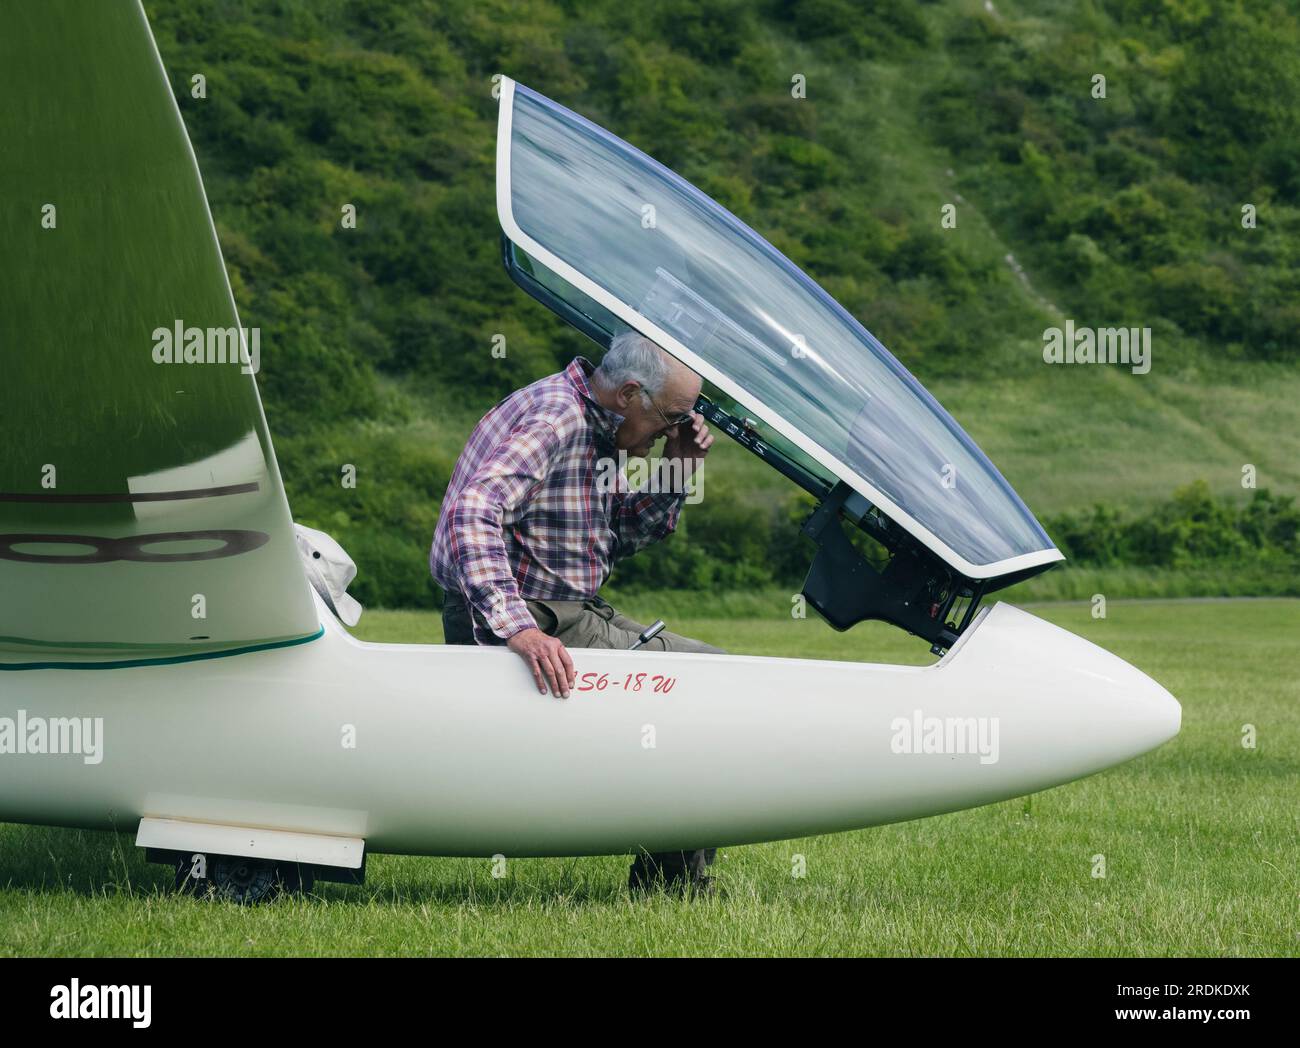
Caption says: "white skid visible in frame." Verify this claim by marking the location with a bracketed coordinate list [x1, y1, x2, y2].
[136, 816, 364, 869]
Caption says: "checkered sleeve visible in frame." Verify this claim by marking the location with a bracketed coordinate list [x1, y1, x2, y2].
[610, 478, 686, 560]
[443, 417, 559, 641]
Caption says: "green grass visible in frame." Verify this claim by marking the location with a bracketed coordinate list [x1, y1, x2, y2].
[2, 599, 1296, 956]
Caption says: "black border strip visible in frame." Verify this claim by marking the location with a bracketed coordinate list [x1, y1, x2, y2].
[0, 482, 260, 504]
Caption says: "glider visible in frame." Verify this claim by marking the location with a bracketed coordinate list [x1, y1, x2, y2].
[0, 2, 1179, 902]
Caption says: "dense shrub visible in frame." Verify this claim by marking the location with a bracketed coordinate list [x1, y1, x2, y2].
[1044, 483, 1300, 572]
[922, 1, 1300, 361]
[137, 1, 1299, 605]
[604, 481, 1299, 604]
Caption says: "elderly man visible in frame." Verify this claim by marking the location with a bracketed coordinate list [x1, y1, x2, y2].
[430, 331, 722, 894]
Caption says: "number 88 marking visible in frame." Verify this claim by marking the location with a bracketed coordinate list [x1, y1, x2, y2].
[0, 530, 269, 563]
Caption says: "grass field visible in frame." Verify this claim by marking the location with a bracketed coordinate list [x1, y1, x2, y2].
[1, 598, 1295, 956]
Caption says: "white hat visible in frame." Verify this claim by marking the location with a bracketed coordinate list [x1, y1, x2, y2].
[293, 523, 363, 627]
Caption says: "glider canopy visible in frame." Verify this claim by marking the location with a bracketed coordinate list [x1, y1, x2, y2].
[495, 78, 1062, 646]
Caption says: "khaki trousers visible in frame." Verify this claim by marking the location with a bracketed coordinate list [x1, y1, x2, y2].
[441, 590, 724, 654]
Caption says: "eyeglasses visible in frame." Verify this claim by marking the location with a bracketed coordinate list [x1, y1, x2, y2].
[642, 389, 695, 429]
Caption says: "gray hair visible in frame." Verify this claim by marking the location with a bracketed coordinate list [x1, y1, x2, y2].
[593, 331, 671, 398]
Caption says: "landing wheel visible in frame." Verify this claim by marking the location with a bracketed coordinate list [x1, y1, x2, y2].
[211, 856, 279, 904]
[172, 853, 315, 904]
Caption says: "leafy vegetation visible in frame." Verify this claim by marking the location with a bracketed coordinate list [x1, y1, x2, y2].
[142, 0, 1299, 607]
[606, 480, 1300, 602]
[1047, 480, 1300, 571]
[925, 0, 1300, 361]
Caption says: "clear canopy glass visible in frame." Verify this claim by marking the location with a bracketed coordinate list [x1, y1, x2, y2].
[501, 82, 1057, 574]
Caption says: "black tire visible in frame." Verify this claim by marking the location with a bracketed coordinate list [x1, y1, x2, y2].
[172, 852, 316, 904]
[209, 855, 281, 904]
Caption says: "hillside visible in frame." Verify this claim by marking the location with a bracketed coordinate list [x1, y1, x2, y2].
[144, 0, 1300, 606]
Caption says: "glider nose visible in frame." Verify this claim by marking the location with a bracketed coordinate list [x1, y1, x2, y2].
[1059, 615, 1182, 754]
[1093, 653, 1182, 754]
[957, 603, 1182, 773]
[1138, 668, 1181, 744]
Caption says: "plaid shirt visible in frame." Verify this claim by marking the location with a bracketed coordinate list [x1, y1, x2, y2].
[430, 357, 686, 644]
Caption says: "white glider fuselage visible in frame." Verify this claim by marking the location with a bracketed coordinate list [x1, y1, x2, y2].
[0, 600, 1180, 857]
[0, 13, 1180, 865]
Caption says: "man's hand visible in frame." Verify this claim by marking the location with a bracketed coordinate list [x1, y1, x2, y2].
[507, 627, 576, 698]
[662, 411, 713, 478]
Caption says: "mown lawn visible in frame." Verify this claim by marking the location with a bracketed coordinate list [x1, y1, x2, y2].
[0, 599, 1295, 956]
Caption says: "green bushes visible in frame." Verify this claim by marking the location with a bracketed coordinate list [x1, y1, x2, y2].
[276, 440, 1297, 607]
[1044, 482, 1300, 573]
[922, 1, 1300, 362]
[134, 1, 1299, 606]
[608, 480, 1299, 604]
[147, 0, 1059, 452]
[278, 423, 453, 609]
